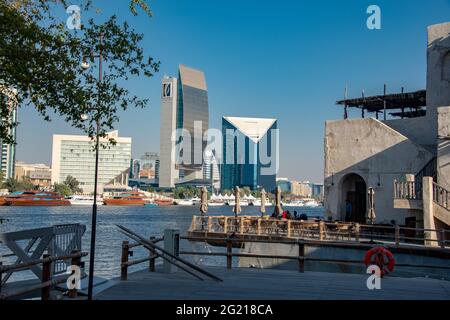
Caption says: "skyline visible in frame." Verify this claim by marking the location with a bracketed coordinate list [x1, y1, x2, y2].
[14, 0, 450, 182]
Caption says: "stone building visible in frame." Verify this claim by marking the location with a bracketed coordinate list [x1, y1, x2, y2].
[324, 22, 450, 233]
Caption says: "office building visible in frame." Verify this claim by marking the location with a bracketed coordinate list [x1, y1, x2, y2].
[276, 178, 291, 192]
[0, 87, 18, 182]
[51, 130, 131, 193]
[159, 65, 209, 188]
[221, 116, 278, 191]
[15, 162, 52, 188]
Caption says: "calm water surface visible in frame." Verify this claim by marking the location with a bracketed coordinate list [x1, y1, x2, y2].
[0, 205, 324, 281]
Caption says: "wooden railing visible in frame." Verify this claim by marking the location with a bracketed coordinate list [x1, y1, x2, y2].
[0, 250, 87, 300]
[433, 182, 450, 211]
[189, 216, 449, 248]
[394, 180, 422, 200]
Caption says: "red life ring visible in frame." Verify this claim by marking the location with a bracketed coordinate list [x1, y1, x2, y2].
[364, 247, 395, 277]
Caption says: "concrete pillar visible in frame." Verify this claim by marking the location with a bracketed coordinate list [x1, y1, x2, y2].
[163, 229, 180, 273]
[422, 177, 438, 247]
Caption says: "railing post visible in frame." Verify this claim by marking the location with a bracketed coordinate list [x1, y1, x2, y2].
[41, 254, 51, 301]
[226, 239, 232, 270]
[121, 241, 129, 281]
[208, 216, 212, 232]
[224, 217, 228, 233]
[393, 179, 397, 198]
[319, 221, 325, 241]
[240, 217, 245, 234]
[395, 225, 400, 246]
[423, 177, 438, 247]
[68, 250, 81, 298]
[287, 220, 292, 238]
[298, 242, 305, 273]
[257, 219, 261, 235]
[441, 230, 446, 249]
[355, 223, 360, 242]
[149, 236, 156, 272]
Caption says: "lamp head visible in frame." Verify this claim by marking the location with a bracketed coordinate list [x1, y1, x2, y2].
[81, 57, 90, 70]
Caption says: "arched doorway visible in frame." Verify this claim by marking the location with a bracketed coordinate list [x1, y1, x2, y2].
[340, 173, 367, 223]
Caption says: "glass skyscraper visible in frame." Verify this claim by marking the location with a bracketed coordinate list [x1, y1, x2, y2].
[0, 87, 17, 182]
[221, 117, 278, 192]
[159, 65, 209, 188]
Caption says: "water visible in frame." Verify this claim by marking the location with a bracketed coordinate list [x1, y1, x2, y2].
[0, 205, 324, 281]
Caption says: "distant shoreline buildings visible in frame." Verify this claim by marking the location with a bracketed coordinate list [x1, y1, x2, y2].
[51, 130, 131, 193]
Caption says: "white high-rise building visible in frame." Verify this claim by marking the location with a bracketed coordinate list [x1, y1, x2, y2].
[51, 130, 131, 193]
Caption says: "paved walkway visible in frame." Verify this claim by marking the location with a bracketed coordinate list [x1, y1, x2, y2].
[96, 267, 450, 300]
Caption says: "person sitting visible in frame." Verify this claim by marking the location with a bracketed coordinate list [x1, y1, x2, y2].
[286, 210, 292, 220]
[299, 213, 308, 221]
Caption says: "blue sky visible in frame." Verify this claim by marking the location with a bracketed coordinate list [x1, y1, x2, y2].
[16, 0, 450, 182]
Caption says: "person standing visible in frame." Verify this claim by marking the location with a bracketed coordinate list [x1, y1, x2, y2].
[345, 199, 353, 222]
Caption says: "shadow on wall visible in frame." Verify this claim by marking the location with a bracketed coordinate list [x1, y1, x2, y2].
[324, 119, 434, 222]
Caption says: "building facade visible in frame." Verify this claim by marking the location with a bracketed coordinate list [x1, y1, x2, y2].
[276, 178, 291, 192]
[324, 22, 450, 228]
[221, 116, 278, 192]
[290, 181, 312, 198]
[51, 130, 131, 193]
[15, 162, 52, 188]
[159, 75, 179, 188]
[0, 87, 17, 182]
[159, 65, 209, 188]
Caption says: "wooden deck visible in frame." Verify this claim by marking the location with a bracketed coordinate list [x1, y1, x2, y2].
[95, 266, 450, 300]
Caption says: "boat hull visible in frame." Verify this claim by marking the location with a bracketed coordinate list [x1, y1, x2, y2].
[103, 199, 145, 206]
[7, 199, 71, 206]
[154, 200, 173, 206]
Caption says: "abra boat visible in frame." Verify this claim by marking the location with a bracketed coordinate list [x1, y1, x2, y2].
[103, 191, 147, 206]
[67, 195, 104, 206]
[154, 199, 174, 206]
[6, 192, 71, 206]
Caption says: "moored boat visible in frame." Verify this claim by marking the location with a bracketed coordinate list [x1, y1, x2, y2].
[154, 199, 174, 206]
[103, 191, 147, 206]
[6, 191, 70, 206]
[67, 195, 104, 206]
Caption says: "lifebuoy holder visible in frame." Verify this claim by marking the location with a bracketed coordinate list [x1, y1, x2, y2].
[364, 247, 395, 277]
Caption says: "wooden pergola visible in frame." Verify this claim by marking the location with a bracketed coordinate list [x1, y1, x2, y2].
[336, 89, 426, 120]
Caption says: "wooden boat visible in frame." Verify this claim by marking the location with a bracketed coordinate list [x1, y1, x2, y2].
[1, 190, 39, 205]
[103, 191, 147, 206]
[6, 192, 71, 206]
[154, 199, 174, 206]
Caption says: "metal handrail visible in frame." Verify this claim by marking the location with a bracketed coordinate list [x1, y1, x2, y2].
[179, 236, 450, 272]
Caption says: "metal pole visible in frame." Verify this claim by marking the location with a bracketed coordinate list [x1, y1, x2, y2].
[383, 84, 387, 121]
[88, 34, 103, 300]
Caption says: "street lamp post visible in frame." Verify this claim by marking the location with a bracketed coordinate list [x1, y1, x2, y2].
[81, 34, 103, 301]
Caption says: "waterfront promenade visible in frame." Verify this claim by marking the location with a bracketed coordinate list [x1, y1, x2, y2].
[96, 266, 450, 300]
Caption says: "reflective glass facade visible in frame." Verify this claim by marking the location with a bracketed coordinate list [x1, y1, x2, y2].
[176, 67, 209, 171]
[221, 118, 277, 192]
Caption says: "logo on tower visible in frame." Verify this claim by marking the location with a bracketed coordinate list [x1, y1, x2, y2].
[163, 83, 172, 98]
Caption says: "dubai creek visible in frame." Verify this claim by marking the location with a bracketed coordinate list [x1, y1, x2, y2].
[0, 205, 324, 282]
